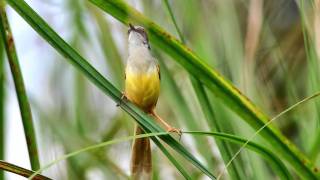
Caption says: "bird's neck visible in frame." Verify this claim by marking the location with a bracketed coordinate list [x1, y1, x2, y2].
[129, 45, 152, 60]
[127, 45, 155, 73]
[129, 42, 149, 54]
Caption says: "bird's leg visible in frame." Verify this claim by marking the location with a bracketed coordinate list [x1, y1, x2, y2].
[116, 91, 127, 107]
[150, 110, 182, 136]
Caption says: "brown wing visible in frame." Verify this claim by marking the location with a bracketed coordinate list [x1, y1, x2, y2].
[157, 64, 161, 80]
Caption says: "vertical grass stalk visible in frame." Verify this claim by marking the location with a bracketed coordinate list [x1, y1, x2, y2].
[0, 2, 40, 170]
[162, 0, 244, 178]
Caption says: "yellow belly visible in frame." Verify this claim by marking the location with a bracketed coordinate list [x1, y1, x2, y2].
[125, 70, 160, 112]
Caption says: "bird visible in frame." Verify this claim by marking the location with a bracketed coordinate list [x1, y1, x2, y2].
[123, 23, 181, 180]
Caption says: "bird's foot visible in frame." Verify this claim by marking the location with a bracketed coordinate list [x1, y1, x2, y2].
[167, 127, 182, 140]
[116, 92, 127, 107]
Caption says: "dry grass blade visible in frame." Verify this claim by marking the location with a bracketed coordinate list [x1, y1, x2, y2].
[0, 160, 51, 180]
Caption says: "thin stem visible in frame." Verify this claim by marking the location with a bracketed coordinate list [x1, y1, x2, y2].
[163, 0, 185, 43]
[0, 160, 51, 180]
[217, 91, 320, 179]
[162, 1, 219, 169]
[0, 2, 40, 170]
[28, 132, 169, 180]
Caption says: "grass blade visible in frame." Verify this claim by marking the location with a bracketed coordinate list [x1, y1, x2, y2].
[218, 91, 320, 179]
[157, 56, 216, 168]
[5, 0, 214, 178]
[28, 130, 291, 180]
[147, 137, 192, 180]
[161, 1, 219, 170]
[0, 160, 51, 180]
[28, 132, 167, 179]
[87, 5, 124, 89]
[88, 0, 318, 178]
[162, 0, 244, 178]
[27, 132, 191, 180]
[183, 131, 292, 180]
[190, 78, 245, 179]
[0, 2, 40, 170]
[299, 0, 320, 162]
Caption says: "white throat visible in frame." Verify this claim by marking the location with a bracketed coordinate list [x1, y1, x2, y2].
[127, 43, 156, 74]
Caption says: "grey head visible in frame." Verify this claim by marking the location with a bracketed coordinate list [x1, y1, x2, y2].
[128, 23, 150, 49]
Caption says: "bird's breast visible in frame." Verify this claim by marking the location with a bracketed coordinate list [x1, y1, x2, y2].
[125, 66, 160, 112]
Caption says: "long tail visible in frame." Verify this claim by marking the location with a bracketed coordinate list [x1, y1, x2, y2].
[131, 125, 152, 180]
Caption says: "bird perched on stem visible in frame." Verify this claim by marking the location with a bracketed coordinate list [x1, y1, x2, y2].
[122, 23, 181, 180]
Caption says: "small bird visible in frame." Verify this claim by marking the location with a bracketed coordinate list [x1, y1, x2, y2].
[124, 23, 180, 180]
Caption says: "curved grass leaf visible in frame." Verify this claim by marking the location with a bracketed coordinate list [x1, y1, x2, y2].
[5, 0, 213, 179]
[28, 132, 168, 179]
[28, 131, 291, 180]
[28, 132, 192, 180]
[183, 131, 292, 180]
[219, 91, 320, 179]
[88, 0, 318, 178]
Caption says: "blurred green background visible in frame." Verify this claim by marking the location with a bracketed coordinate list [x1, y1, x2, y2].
[1, 0, 320, 179]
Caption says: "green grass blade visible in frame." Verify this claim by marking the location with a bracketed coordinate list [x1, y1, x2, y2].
[0, 160, 51, 180]
[161, 1, 219, 170]
[30, 132, 192, 180]
[5, 0, 214, 178]
[88, 0, 318, 178]
[87, 6, 124, 89]
[219, 92, 320, 179]
[0, 2, 40, 170]
[149, 137, 192, 180]
[158, 57, 216, 167]
[27, 129, 290, 179]
[28, 132, 167, 179]
[162, 0, 185, 43]
[162, 1, 244, 178]
[184, 131, 292, 180]
[190, 78, 245, 179]
[299, 0, 320, 162]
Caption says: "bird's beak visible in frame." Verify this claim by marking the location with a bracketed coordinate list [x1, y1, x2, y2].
[129, 23, 135, 31]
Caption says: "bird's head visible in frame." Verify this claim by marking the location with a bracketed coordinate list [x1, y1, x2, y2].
[128, 23, 150, 49]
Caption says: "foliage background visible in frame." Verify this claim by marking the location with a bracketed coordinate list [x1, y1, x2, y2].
[1, 0, 320, 179]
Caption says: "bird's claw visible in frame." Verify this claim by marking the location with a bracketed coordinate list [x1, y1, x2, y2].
[117, 92, 127, 107]
[167, 127, 182, 140]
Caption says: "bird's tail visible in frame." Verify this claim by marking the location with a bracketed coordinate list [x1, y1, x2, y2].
[131, 125, 152, 180]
